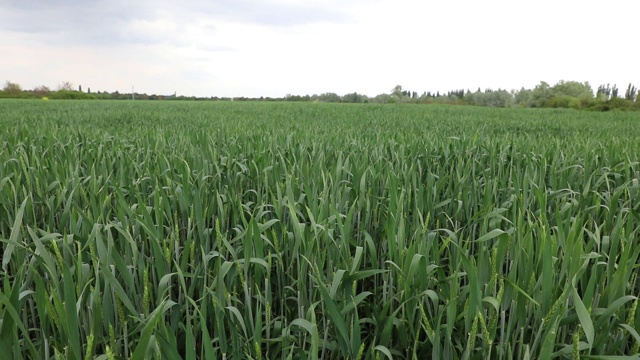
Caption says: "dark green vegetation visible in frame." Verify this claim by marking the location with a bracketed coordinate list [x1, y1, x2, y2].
[1, 100, 640, 359]
[3, 79, 640, 111]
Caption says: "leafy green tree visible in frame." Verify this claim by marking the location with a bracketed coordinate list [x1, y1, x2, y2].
[487, 89, 513, 107]
[514, 87, 534, 107]
[391, 85, 404, 99]
[596, 84, 611, 101]
[550, 80, 593, 99]
[625, 84, 637, 101]
[372, 93, 393, 103]
[343, 92, 368, 103]
[611, 84, 619, 99]
[542, 81, 594, 109]
[466, 88, 513, 107]
[316, 92, 341, 102]
[531, 81, 552, 107]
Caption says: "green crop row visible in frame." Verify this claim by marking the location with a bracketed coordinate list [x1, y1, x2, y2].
[1, 100, 640, 359]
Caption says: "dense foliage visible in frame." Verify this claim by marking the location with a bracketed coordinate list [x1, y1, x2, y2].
[1, 100, 640, 359]
[3, 79, 639, 111]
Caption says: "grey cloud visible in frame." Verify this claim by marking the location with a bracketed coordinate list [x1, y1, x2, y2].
[0, 0, 353, 47]
[0, 0, 157, 45]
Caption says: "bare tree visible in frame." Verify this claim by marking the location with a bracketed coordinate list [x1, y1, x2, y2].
[33, 85, 51, 98]
[58, 81, 74, 91]
[3, 80, 22, 96]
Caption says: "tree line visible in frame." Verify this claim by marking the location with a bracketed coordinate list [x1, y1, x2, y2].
[2, 80, 639, 111]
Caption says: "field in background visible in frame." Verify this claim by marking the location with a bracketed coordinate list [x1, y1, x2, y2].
[1, 100, 640, 359]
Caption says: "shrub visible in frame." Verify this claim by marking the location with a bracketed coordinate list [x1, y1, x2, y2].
[606, 97, 632, 111]
[49, 90, 97, 100]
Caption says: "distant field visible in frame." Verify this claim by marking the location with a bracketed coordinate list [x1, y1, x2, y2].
[1, 100, 640, 359]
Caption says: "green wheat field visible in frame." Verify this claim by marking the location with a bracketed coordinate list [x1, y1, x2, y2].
[1, 100, 640, 359]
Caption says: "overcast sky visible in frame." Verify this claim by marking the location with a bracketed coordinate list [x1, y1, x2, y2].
[0, 0, 638, 98]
